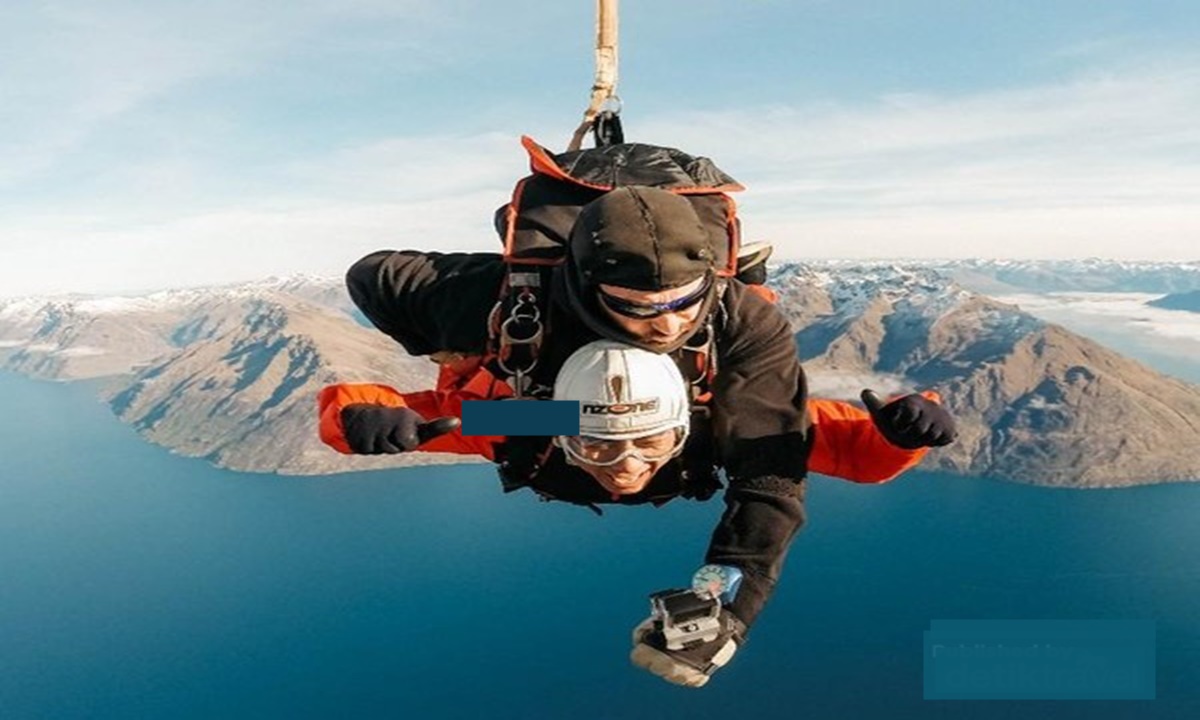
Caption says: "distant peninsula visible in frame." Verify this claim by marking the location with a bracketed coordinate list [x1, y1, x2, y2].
[1148, 290, 1200, 313]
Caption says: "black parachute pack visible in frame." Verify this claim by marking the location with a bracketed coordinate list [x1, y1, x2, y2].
[487, 136, 745, 400]
[483, 136, 747, 508]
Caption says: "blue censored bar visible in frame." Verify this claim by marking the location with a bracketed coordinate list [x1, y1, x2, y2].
[924, 619, 1156, 700]
[461, 400, 580, 437]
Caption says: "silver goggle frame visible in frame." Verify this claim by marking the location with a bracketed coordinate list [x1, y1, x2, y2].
[556, 427, 688, 468]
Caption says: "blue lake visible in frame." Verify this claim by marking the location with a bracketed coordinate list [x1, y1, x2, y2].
[2, 371, 1199, 719]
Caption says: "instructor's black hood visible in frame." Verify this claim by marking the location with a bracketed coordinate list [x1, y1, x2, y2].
[562, 186, 720, 353]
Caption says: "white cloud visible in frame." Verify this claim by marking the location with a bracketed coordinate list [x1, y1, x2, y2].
[0, 0, 437, 186]
[2, 188, 510, 296]
[1003, 292, 1200, 344]
[634, 61, 1200, 260]
[808, 372, 910, 401]
[4, 12, 1200, 296]
[56, 346, 107, 357]
[0, 127, 558, 296]
[281, 132, 523, 202]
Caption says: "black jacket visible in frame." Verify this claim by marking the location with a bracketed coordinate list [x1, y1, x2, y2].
[347, 249, 809, 628]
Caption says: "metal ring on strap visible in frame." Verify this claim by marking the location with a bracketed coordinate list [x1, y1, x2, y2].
[500, 315, 543, 346]
[500, 292, 542, 345]
[495, 290, 544, 385]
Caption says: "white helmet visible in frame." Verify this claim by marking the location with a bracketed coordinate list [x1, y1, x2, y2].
[553, 339, 691, 441]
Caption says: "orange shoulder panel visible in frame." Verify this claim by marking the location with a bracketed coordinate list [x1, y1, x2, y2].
[745, 284, 779, 304]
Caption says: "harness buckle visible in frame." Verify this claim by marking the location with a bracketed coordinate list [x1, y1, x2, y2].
[492, 285, 545, 398]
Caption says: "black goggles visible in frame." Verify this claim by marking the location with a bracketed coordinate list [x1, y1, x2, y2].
[598, 276, 713, 319]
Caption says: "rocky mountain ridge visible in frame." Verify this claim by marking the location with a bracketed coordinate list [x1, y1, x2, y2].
[4, 266, 1200, 485]
[0, 280, 455, 474]
[771, 263, 1200, 486]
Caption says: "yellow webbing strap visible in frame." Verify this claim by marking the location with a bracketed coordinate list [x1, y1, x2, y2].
[567, 0, 619, 151]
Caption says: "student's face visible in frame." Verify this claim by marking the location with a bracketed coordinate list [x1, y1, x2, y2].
[578, 452, 669, 496]
[597, 276, 708, 350]
[564, 429, 683, 496]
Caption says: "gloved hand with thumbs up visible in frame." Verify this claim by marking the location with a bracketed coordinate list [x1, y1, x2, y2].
[340, 404, 461, 454]
[860, 389, 957, 450]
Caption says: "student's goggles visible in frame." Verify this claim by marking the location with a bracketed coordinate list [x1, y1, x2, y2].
[559, 427, 687, 467]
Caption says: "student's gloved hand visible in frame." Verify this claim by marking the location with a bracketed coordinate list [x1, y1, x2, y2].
[861, 389, 957, 450]
[340, 404, 461, 454]
[630, 609, 746, 688]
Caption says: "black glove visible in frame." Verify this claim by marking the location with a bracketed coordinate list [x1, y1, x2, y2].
[340, 404, 461, 454]
[861, 389, 957, 450]
[630, 608, 746, 688]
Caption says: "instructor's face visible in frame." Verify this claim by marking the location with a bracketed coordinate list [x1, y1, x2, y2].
[597, 276, 707, 350]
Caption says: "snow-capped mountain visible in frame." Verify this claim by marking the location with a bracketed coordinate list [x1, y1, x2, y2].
[0, 277, 451, 474]
[4, 266, 1200, 485]
[931, 258, 1200, 294]
[772, 263, 1200, 486]
[1, 294, 193, 379]
[0, 276, 357, 381]
[107, 294, 450, 475]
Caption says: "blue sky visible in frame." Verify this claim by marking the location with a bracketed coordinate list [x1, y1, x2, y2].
[2, 1, 1198, 296]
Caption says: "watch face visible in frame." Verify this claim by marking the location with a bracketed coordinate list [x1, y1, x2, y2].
[692, 564, 732, 598]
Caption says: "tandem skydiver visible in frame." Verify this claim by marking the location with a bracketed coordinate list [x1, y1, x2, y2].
[318, 141, 956, 687]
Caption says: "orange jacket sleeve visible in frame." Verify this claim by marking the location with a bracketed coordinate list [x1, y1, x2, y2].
[806, 391, 939, 483]
[317, 376, 504, 460]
